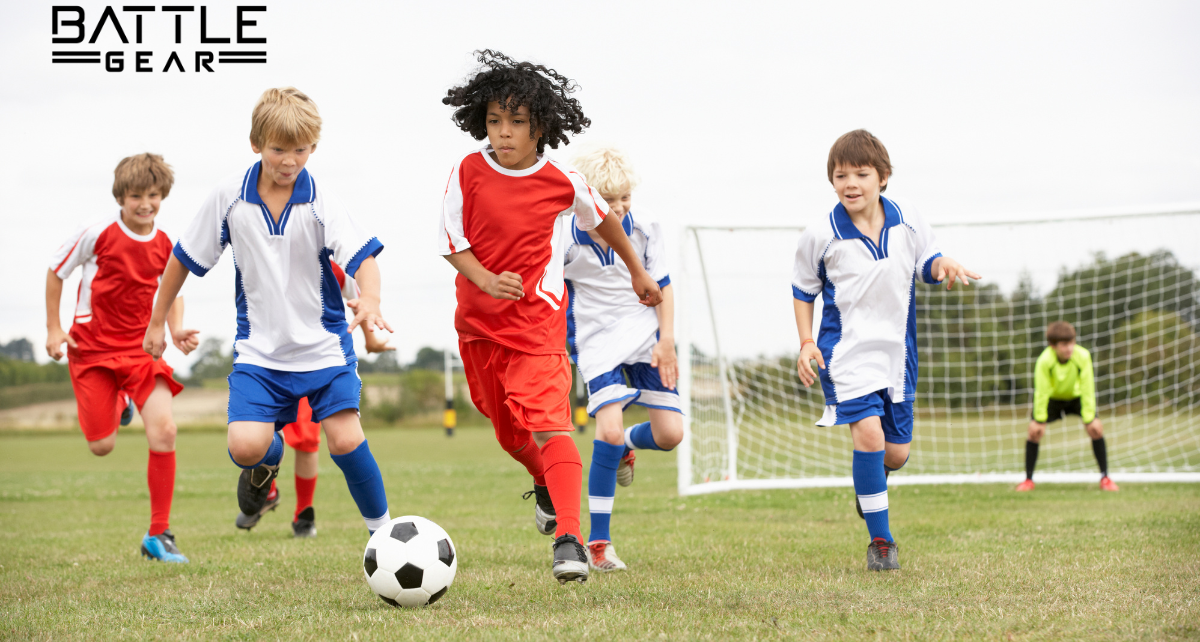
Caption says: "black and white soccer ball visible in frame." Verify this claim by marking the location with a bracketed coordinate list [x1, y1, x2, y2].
[363, 515, 457, 608]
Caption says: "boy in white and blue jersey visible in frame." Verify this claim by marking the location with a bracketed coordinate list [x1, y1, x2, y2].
[144, 88, 394, 534]
[792, 130, 980, 571]
[564, 146, 682, 572]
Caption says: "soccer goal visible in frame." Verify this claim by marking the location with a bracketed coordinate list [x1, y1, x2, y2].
[676, 206, 1200, 495]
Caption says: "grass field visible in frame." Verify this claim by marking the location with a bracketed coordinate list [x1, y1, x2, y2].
[1, 426, 1198, 640]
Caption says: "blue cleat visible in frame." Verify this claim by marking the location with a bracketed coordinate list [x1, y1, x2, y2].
[141, 530, 189, 563]
[119, 394, 135, 427]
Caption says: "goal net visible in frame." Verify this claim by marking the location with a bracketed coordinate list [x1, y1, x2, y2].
[677, 207, 1200, 495]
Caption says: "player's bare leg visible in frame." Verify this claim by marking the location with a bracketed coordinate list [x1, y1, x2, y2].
[139, 378, 187, 562]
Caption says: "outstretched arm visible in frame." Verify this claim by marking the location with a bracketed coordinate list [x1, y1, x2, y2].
[144, 256, 189, 360]
[593, 214, 662, 307]
[45, 269, 76, 360]
[443, 249, 524, 300]
[345, 256, 393, 335]
[931, 256, 982, 291]
[793, 298, 824, 387]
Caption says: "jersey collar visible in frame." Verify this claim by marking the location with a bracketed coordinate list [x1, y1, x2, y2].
[240, 161, 315, 205]
[572, 212, 634, 245]
[829, 196, 902, 240]
[480, 146, 548, 177]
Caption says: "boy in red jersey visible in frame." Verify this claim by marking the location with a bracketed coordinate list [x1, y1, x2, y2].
[440, 50, 663, 584]
[235, 259, 394, 537]
[46, 153, 199, 563]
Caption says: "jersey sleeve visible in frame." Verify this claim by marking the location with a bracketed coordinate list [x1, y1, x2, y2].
[643, 220, 670, 287]
[329, 262, 360, 301]
[907, 206, 943, 285]
[1032, 350, 1053, 423]
[173, 186, 232, 277]
[791, 228, 824, 303]
[564, 168, 610, 231]
[315, 189, 383, 279]
[1077, 348, 1096, 423]
[438, 161, 469, 255]
[49, 221, 103, 279]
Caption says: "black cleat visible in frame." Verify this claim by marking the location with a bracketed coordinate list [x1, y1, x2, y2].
[235, 483, 280, 531]
[236, 465, 280, 519]
[552, 534, 589, 584]
[523, 485, 557, 536]
[119, 394, 135, 427]
[292, 506, 317, 538]
[866, 538, 900, 571]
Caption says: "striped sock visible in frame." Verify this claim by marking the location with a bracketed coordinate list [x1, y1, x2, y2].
[624, 422, 670, 451]
[330, 440, 390, 533]
[853, 450, 892, 542]
[587, 440, 625, 543]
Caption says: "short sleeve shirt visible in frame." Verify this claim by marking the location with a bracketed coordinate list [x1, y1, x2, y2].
[792, 196, 942, 405]
[174, 162, 383, 371]
[563, 211, 670, 381]
[438, 146, 609, 355]
[49, 213, 173, 362]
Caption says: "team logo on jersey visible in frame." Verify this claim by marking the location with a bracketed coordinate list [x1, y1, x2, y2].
[50, 5, 267, 72]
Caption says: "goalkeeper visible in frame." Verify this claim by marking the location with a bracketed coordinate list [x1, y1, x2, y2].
[1017, 321, 1119, 492]
[793, 129, 979, 571]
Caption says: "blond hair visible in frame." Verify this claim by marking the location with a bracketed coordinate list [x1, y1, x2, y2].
[570, 145, 640, 197]
[112, 153, 174, 201]
[250, 87, 322, 148]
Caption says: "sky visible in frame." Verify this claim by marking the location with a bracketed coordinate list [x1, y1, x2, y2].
[1, 0, 1198, 369]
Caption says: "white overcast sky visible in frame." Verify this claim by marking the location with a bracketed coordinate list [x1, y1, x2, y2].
[1, 1, 1198, 368]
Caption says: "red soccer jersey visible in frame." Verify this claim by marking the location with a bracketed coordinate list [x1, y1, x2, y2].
[439, 147, 609, 355]
[50, 213, 173, 362]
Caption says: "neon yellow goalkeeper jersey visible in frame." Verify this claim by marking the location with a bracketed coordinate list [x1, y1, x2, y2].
[1032, 345, 1096, 423]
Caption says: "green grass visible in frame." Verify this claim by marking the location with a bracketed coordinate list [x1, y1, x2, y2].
[1, 428, 1198, 640]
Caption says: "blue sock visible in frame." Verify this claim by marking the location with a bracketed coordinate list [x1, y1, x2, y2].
[624, 422, 669, 451]
[228, 432, 284, 470]
[587, 440, 624, 543]
[330, 440, 390, 533]
[853, 450, 892, 542]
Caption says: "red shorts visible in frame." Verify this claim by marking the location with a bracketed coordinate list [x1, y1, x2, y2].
[281, 397, 321, 453]
[69, 353, 184, 442]
[460, 339, 571, 450]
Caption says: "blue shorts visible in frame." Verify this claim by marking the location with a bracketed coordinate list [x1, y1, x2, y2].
[227, 363, 361, 427]
[586, 362, 681, 416]
[816, 390, 913, 444]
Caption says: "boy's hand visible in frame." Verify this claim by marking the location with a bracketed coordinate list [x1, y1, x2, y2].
[483, 271, 523, 300]
[347, 296, 394, 335]
[796, 341, 825, 387]
[934, 257, 982, 291]
[45, 326, 76, 361]
[143, 324, 167, 361]
[651, 336, 678, 390]
[171, 328, 201, 355]
[364, 328, 396, 354]
[632, 271, 663, 307]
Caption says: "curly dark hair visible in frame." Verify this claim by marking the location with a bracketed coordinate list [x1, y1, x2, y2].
[443, 50, 590, 154]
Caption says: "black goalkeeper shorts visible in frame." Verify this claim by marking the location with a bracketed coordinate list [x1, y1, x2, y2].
[1033, 397, 1082, 423]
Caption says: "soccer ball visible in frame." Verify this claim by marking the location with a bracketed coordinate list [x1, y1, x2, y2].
[362, 515, 458, 608]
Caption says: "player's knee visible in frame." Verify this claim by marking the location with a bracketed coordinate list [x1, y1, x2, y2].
[227, 440, 266, 466]
[655, 424, 684, 450]
[884, 451, 909, 471]
[1086, 421, 1103, 439]
[87, 439, 115, 457]
[326, 431, 364, 456]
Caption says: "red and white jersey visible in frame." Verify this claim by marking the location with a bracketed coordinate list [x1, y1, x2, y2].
[49, 212, 173, 362]
[563, 212, 670, 381]
[438, 146, 609, 355]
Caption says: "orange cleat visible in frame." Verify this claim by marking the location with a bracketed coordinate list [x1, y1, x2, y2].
[1100, 476, 1120, 492]
[1015, 479, 1035, 492]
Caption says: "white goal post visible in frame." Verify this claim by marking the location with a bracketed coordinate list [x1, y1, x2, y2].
[677, 206, 1200, 495]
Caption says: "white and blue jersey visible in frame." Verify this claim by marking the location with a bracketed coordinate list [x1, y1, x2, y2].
[791, 196, 941, 429]
[563, 211, 678, 415]
[174, 162, 383, 372]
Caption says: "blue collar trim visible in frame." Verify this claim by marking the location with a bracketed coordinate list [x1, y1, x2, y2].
[572, 213, 634, 245]
[240, 161, 315, 205]
[829, 198, 901, 240]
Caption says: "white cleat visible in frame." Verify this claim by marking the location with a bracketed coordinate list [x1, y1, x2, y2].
[587, 541, 627, 572]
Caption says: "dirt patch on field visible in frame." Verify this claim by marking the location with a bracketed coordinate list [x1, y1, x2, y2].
[0, 388, 228, 430]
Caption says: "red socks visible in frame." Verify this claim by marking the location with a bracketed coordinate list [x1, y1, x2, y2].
[294, 474, 317, 520]
[508, 435, 547, 486]
[539, 435, 582, 540]
[147, 450, 175, 536]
